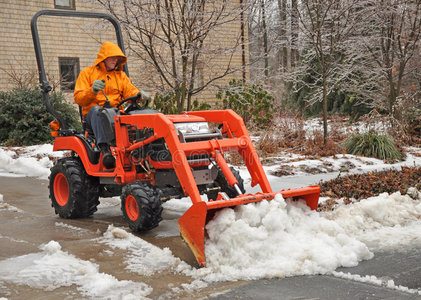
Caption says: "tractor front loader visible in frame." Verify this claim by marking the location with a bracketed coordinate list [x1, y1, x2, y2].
[32, 10, 320, 267]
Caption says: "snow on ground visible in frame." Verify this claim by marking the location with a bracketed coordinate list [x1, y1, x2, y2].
[0, 143, 420, 297]
[97, 225, 181, 276]
[1, 191, 420, 296]
[0, 193, 22, 213]
[0, 144, 63, 179]
[0, 241, 152, 299]
[333, 270, 421, 295]
[264, 149, 421, 178]
[1, 143, 420, 181]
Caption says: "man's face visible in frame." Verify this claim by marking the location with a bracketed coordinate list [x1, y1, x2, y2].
[104, 56, 119, 71]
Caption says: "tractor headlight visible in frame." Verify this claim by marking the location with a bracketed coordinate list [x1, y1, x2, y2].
[174, 122, 211, 135]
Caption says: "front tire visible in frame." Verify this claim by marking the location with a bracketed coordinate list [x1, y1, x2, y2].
[121, 182, 163, 232]
[49, 157, 99, 218]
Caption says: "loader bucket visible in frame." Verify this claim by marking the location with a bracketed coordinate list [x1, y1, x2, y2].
[178, 185, 321, 267]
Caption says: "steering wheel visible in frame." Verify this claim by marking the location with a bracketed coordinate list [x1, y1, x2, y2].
[116, 94, 149, 113]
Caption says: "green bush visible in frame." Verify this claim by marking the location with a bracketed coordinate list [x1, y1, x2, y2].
[216, 79, 274, 127]
[342, 132, 404, 161]
[152, 90, 211, 114]
[152, 91, 179, 114]
[0, 87, 81, 146]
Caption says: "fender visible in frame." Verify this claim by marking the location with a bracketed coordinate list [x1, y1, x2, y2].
[53, 136, 101, 174]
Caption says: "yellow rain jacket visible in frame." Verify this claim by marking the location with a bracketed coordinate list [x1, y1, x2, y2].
[74, 41, 139, 116]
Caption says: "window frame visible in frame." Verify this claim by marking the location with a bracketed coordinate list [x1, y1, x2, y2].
[58, 57, 80, 92]
[54, 0, 76, 10]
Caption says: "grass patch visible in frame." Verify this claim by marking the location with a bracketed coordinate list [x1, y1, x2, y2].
[342, 132, 404, 161]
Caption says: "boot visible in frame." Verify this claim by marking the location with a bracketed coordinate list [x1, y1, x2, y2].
[98, 143, 115, 169]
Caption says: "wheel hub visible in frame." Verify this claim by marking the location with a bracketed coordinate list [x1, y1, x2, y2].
[125, 195, 139, 221]
[54, 173, 69, 206]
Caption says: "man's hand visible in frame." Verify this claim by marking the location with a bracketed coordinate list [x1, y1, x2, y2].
[138, 90, 150, 101]
[92, 80, 105, 94]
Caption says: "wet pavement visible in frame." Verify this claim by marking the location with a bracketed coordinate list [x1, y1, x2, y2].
[0, 176, 245, 299]
[0, 175, 420, 299]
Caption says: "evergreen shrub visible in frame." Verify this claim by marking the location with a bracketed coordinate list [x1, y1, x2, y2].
[0, 87, 81, 146]
[216, 79, 274, 127]
[152, 90, 211, 114]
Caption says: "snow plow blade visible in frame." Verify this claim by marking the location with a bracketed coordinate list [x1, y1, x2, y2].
[178, 185, 320, 267]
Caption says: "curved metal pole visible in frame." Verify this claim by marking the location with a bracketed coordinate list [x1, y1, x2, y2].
[31, 9, 128, 129]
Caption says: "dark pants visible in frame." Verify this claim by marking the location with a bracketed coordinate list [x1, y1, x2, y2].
[85, 105, 109, 145]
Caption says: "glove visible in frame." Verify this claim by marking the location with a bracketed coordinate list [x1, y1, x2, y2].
[138, 90, 150, 101]
[92, 79, 105, 94]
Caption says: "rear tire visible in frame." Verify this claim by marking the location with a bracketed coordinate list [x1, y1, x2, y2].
[49, 157, 99, 218]
[121, 182, 163, 232]
[207, 167, 245, 200]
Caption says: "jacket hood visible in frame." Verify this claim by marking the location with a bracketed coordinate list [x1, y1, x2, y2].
[94, 41, 127, 68]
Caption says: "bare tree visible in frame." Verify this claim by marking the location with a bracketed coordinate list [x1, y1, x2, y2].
[359, 0, 421, 120]
[97, 0, 245, 112]
[245, 0, 420, 134]
[247, 0, 290, 96]
[290, 0, 359, 144]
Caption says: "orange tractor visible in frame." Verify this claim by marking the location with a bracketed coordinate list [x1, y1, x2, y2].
[32, 10, 320, 267]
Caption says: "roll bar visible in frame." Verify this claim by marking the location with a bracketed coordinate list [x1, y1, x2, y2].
[31, 10, 128, 130]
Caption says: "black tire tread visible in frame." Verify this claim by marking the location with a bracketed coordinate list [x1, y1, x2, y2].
[49, 157, 99, 218]
[121, 182, 163, 232]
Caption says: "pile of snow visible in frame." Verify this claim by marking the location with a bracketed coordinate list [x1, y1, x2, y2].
[326, 190, 421, 251]
[98, 225, 182, 276]
[183, 195, 373, 282]
[174, 190, 420, 296]
[179, 191, 420, 283]
[0, 241, 152, 299]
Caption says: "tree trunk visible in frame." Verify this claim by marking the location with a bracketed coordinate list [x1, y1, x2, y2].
[261, 0, 269, 77]
[240, 0, 246, 82]
[322, 68, 328, 145]
[278, 0, 288, 72]
[291, 0, 299, 67]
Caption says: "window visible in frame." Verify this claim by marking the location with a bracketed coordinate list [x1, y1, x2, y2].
[54, 0, 75, 10]
[59, 57, 80, 92]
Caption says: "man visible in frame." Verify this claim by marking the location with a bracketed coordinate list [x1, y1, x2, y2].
[74, 41, 147, 169]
